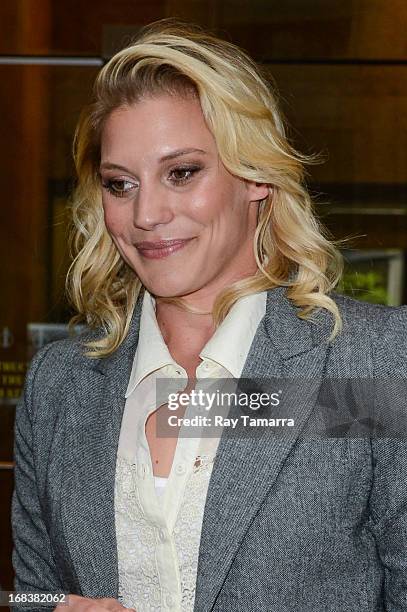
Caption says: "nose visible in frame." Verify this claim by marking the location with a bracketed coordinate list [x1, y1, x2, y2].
[132, 182, 174, 230]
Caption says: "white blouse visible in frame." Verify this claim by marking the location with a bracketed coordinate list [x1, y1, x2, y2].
[115, 289, 267, 612]
[154, 476, 168, 496]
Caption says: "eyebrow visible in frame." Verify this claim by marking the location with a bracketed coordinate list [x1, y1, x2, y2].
[100, 148, 207, 172]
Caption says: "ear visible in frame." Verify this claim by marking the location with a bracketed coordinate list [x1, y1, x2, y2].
[245, 180, 272, 202]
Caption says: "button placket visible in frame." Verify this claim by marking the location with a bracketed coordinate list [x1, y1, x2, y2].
[138, 463, 148, 479]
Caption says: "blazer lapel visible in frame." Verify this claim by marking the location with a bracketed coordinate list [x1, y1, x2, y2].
[194, 287, 333, 612]
[60, 289, 145, 597]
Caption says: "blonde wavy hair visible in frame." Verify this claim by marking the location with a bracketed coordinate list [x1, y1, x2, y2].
[67, 19, 343, 357]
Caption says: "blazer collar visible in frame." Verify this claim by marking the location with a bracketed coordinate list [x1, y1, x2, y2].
[86, 286, 146, 391]
[263, 285, 333, 359]
[85, 284, 333, 378]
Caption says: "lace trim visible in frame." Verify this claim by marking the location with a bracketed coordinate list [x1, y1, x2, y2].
[115, 458, 161, 611]
[175, 454, 215, 611]
[115, 453, 215, 612]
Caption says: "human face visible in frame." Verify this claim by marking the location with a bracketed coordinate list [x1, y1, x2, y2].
[99, 93, 268, 305]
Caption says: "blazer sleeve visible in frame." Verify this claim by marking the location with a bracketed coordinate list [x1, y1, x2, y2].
[11, 344, 65, 611]
[368, 307, 407, 611]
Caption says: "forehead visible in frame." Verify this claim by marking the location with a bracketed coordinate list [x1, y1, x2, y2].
[100, 94, 217, 161]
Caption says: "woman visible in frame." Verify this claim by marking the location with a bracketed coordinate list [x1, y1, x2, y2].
[12, 19, 407, 612]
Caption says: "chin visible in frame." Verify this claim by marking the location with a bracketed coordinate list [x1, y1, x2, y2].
[137, 257, 199, 291]
[141, 278, 199, 299]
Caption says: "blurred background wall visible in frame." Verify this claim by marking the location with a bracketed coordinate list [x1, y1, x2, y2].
[1, 0, 406, 589]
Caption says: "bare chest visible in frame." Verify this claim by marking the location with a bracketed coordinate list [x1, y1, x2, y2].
[145, 357, 200, 478]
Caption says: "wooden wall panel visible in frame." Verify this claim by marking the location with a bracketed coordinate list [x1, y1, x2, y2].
[0, 469, 14, 590]
[323, 212, 407, 249]
[168, 0, 407, 60]
[49, 67, 98, 180]
[0, 64, 49, 356]
[0, 63, 97, 346]
[268, 65, 407, 185]
[0, 0, 167, 55]
[51, 0, 167, 56]
[0, 0, 52, 355]
[0, 0, 51, 55]
[1, 1, 406, 59]
[0, 409, 15, 463]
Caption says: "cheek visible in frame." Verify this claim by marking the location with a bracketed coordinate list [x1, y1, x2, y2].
[190, 183, 246, 232]
[102, 201, 127, 237]
[187, 182, 230, 225]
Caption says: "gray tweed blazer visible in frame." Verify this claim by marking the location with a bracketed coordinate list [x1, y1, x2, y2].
[11, 287, 407, 612]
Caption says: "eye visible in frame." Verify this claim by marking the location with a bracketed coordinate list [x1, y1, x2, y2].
[168, 165, 201, 186]
[101, 178, 138, 198]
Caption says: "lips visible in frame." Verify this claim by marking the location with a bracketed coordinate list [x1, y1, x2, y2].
[135, 238, 195, 259]
[135, 239, 192, 249]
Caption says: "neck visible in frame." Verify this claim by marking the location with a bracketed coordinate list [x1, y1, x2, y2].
[153, 258, 260, 359]
[155, 299, 215, 359]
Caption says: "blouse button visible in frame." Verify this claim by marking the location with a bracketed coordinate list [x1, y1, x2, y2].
[158, 529, 166, 542]
[165, 593, 174, 607]
[175, 463, 186, 475]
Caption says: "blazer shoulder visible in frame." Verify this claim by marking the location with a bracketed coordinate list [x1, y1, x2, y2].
[331, 291, 407, 333]
[23, 329, 103, 412]
[32, 328, 98, 369]
[328, 292, 407, 375]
